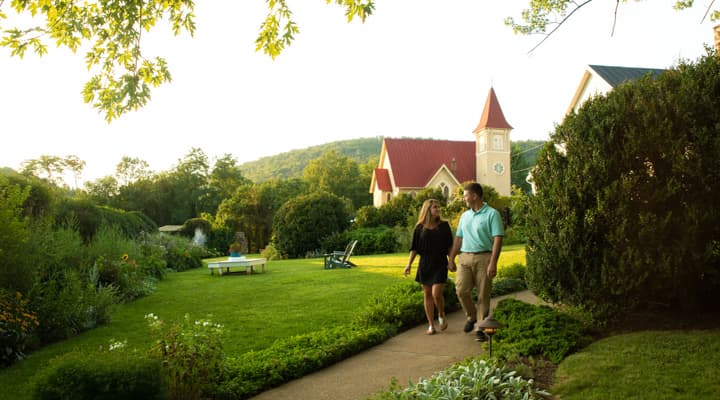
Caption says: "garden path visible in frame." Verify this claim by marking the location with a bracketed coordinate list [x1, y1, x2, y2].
[249, 290, 546, 400]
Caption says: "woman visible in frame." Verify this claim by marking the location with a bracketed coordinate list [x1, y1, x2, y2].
[404, 199, 453, 335]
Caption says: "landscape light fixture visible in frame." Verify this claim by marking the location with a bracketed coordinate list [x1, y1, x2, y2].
[477, 316, 503, 358]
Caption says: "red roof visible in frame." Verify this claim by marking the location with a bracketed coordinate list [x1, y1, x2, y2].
[374, 168, 392, 191]
[384, 138, 475, 188]
[473, 87, 512, 132]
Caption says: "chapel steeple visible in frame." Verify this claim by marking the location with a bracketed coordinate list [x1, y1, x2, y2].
[473, 87, 512, 196]
[473, 87, 513, 132]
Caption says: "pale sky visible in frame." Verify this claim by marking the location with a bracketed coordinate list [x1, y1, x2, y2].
[1, 1, 716, 184]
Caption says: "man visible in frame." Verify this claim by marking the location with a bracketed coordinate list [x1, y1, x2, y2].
[448, 182, 504, 342]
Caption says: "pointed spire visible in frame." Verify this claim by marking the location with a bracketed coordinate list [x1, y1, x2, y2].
[473, 87, 512, 133]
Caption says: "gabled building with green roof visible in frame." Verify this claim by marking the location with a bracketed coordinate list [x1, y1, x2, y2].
[567, 64, 666, 115]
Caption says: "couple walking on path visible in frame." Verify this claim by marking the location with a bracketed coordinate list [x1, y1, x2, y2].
[251, 181, 512, 400]
[405, 182, 505, 341]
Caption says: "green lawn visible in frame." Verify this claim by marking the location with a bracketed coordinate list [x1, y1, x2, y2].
[0, 254, 404, 399]
[553, 330, 720, 399]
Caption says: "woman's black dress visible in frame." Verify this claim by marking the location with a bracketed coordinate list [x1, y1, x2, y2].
[410, 221, 453, 285]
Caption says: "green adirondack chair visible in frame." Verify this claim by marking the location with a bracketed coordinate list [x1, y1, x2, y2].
[324, 240, 358, 269]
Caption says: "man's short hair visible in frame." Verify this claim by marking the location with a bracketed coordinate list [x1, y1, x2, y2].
[464, 182, 484, 199]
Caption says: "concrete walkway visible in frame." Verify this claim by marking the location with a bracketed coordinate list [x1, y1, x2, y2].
[250, 290, 545, 400]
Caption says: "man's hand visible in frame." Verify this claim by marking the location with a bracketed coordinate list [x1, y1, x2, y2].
[487, 262, 497, 279]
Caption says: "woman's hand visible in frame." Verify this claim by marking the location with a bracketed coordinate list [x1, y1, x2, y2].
[403, 265, 411, 276]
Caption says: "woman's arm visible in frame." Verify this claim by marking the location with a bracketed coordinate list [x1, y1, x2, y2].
[404, 250, 418, 276]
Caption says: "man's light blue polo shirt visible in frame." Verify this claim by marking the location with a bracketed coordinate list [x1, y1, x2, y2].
[456, 202, 505, 252]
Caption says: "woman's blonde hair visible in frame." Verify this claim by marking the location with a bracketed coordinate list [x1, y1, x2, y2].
[416, 199, 443, 227]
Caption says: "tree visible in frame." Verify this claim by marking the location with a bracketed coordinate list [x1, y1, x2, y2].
[63, 155, 86, 189]
[1, 1, 374, 121]
[216, 178, 307, 252]
[216, 182, 262, 253]
[525, 51, 720, 321]
[21, 155, 64, 186]
[172, 147, 211, 218]
[208, 154, 251, 201]
[116, 156, 152, 186]
[507, 1, 718, 52]
[302, 150, 370, 209]
[273, 192, 352, 258]
[21, 154, 85, 188]
[83, 175, 120, 206]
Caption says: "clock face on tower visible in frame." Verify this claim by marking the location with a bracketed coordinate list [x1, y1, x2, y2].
[493, 162, 505, 175]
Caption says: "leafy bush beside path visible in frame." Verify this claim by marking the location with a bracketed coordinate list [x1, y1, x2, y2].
[211, 280, 460, 399]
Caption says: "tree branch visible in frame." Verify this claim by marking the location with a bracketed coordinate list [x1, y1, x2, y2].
[702, 0, 716, 23]
[611, 0, 619, 36]
[527, 0, 594, 54]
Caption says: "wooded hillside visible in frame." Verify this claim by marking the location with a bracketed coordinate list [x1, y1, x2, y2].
[239, 136, 545, 190]
[239, 137, 383, 182]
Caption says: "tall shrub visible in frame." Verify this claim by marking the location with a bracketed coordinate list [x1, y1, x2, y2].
[54, 198, 156, 242]
[525, 51, 720, 320]
[272, 192, 352, 258]
[30, 226, 118, 343]
[146, 313, 224, 400]
[0, 176, 34, 293]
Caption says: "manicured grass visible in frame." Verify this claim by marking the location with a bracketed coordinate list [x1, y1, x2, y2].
[0, 247, 525, 399]
[359, 243, 527, 278]
[552, 330, 720, 399]
[0, 256, 400, 398]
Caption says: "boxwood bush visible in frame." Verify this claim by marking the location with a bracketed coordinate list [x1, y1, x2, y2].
[491, 298, 591, 363]
[31, 349, 166, 400]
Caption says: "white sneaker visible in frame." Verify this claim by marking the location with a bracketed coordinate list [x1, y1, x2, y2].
[438, 316, 448, 331]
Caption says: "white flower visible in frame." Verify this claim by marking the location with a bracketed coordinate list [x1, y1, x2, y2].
[108, 340, 127, 351]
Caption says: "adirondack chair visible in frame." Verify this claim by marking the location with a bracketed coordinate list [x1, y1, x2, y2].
[324, 240, 358, 269]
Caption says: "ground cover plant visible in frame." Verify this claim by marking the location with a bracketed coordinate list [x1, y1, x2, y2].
[368, 358, 550, 400]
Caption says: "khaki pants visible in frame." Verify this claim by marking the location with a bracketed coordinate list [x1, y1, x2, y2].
[455, 252, 492, 324]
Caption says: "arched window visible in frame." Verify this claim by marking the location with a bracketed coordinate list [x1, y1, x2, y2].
[439, 182, 450, 200]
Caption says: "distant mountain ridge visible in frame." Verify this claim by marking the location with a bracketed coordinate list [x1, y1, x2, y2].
[238, 137, 384, 182]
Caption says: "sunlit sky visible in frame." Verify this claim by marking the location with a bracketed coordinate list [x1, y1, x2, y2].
[1, 1, 716, 184]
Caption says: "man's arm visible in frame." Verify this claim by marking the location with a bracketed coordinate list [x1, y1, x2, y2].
[448, 236, 462, 272]
[487, 235, 503, 279]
